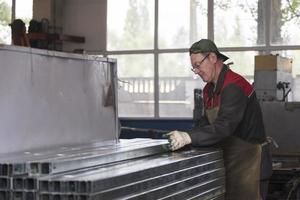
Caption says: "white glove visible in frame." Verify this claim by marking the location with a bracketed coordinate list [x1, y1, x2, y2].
[166, 130, 192, 151]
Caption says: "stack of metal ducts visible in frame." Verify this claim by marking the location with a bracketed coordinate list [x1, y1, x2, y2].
[0, 139, 225, 200]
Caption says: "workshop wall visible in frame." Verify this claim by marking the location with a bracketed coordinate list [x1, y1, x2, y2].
[33, 0, 52, 21]
[61, 0, 106, 52]
[32, 0, 107, 53]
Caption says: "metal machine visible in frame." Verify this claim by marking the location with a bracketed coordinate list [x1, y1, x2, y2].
[0, 45, 225, 200]
[254, 54, 293, 102]
[254, 54, 300, 200]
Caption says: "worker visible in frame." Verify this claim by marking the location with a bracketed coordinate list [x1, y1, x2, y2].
[166, 39, 271, 200]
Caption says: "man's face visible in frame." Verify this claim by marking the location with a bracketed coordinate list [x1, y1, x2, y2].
[190, 53, 216, 83]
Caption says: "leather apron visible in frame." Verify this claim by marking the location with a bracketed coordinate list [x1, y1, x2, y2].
[206, 107, 262, 200]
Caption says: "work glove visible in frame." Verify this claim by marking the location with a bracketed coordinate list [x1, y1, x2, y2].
[166, 130, 191, 151]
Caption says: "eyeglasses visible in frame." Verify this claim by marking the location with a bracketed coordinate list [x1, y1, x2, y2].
[191, 53, 210, 73]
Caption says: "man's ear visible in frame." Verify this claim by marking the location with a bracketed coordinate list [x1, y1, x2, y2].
[209, 52, 218, 63]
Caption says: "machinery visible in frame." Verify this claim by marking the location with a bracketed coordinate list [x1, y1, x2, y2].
[0, 45, 225, 200]
[254, 54, 300, 200]
[261, 102, 300, 200]
[254, 54, 293, 102]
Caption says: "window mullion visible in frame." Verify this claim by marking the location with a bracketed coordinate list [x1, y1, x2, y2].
[154, 0, 159, 118]
[12, 0, 16, 21]
[207, 0, 214, 40]
[265, 0, 271, 54]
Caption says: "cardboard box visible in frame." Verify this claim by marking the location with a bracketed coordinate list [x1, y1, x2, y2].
[255, 55, 292, 73]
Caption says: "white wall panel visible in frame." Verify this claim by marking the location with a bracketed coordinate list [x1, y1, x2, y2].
[62, 0, 107, 52]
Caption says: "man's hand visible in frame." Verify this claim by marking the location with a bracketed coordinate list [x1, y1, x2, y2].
[166, 130, 192, 151]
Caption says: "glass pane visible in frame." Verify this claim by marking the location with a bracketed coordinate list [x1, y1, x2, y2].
[0, 0, 12, 44]
[107, 0, 154, 50]
[224, 51, 257, 83]
[109, 54, 154, 117]
[15, 0, 33, 26]
[214, 0, 263, 47]
[271, 0, 300, 45]
[159, 0, 207, 49]
[286, 51, 300, 101]
[159, 53, 205, 118]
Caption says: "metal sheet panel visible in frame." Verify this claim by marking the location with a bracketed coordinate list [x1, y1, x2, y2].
[0, 45, 118, 154]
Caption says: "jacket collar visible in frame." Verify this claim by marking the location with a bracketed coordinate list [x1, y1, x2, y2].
[208, 64, 228, 98]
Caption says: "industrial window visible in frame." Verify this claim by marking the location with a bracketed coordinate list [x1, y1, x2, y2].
[158, 52, 204, 118]
[112, 54, 155, 117]
[270, 0, 300, 45]
[214, 0, 263, 47]
[107, 0, 154, 51]
[158, 0, 207, 49]
[15, 0, 33, 25]
[0, 0, 33, 45]
[225, 51, 257, 80]
[0, 0, 12, 44]
[107, 0, 300, 118]
[107, 0, 208, 118]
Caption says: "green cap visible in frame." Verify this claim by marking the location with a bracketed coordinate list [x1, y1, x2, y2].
[189, 39, 229, 61]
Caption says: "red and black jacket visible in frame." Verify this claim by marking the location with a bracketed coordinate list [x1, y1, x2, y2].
[188, 65, 266, 146]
